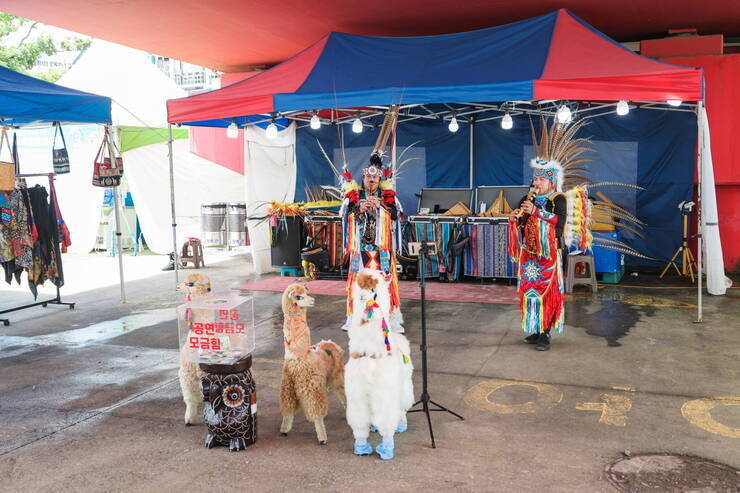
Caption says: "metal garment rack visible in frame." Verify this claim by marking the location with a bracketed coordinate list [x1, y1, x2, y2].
[1, 173, 75, 326]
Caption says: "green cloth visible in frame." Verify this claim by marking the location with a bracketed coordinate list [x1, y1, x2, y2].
[119, 126, 188, 153]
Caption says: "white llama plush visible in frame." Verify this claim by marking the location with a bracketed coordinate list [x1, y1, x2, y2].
[344, 269, 414, 460]
[178, 273, 212, 425]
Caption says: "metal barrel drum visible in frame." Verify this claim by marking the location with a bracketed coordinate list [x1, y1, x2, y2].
[201, 203, 226, 246]
[227, 202, 247, 246]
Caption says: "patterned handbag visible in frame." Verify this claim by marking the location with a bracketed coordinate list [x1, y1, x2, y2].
[52, 122, 70, 174]
[92, 127, 124, 188]
[0, 127, 16, 192]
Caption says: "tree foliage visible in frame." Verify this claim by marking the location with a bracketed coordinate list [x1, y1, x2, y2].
[0, 13, 91, 82]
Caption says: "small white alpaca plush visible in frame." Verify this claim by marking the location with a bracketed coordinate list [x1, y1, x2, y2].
[344, 269, 414, 460]
[178, 273, 212, 425]
[279, 282, 345, 445]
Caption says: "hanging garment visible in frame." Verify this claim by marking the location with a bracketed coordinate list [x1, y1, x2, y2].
[49, 180, 71, 252]
[26, 185, 63, 298]
[1, 188, 35, 284]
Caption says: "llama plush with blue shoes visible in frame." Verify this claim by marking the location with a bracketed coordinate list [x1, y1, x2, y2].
[344, 269, 414, 460]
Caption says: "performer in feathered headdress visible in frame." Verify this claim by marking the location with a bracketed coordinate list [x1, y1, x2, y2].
[509, 116, 649, 351]
[340, 151, 404, 332]
[508, 117, 588, 351]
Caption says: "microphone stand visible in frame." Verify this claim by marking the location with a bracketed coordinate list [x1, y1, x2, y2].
[409, 240, 464, 448]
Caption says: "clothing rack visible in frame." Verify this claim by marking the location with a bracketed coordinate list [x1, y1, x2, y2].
[1, 172, 75, 326]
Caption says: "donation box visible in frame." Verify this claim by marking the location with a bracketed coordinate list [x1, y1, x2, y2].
[177, 294, 255, 365]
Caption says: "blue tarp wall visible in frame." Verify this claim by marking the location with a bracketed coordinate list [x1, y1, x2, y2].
[296, 109, 696, 266]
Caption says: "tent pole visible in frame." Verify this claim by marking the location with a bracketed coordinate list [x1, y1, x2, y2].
[167, 124, 179, 289]
[469, 119, 474, 189]
[695, 103, 703, 323]
[109, 126, 126, 303]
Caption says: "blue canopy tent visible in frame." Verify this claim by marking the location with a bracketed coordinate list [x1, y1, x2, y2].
[0, 65, 118, 323]
[0, 65, 111, 126]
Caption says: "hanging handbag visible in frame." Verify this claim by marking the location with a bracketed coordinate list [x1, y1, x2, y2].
[52, 122, 70, 174]
[92, 127, 124, 187]
[0, 127, 16, 191]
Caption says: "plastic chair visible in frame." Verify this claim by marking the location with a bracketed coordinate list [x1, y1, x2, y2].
[181, 237, 205, 269]
[566, 254, 597, 293]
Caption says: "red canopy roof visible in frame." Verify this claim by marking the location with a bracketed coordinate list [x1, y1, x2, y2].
[2, 0, 738, 71]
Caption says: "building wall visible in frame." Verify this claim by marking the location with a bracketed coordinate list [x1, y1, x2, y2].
[669, 54, 740, 271]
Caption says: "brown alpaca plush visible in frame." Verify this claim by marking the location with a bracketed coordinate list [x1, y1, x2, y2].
[279, 282, 346, 445]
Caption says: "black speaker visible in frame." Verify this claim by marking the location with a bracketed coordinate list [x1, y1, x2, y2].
[417, 188, 474, 214]
[301, 246, 330, 271]
[270, 216, 303, 267]
[475, 185, 530, 214]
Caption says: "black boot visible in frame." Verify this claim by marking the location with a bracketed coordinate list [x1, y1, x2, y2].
[535, 331, 551, 351]
[161, 252, 176, 271]
[524, 333, 539, 344]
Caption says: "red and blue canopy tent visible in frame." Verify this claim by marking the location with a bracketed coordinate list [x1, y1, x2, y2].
[166, 9, 724, 314]
[167, 9, 701, 124]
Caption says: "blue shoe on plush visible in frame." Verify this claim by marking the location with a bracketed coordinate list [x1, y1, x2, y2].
[369, 425, 378, 433]
[395, 420, 407, 433]
[375, 442, 394, 460]
[353, 439, 372, 456]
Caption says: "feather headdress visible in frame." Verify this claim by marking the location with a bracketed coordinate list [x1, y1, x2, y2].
[529, 116, 593, 192]
[529, 115, 652, 259]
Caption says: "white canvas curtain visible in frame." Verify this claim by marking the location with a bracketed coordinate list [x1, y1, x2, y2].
[244, 123, 297, 274]
[698, 105, 730, 295]
[124, 139, 245, 254]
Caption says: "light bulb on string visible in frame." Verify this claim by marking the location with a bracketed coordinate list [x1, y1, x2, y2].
[310, 113, 321, 130]
[616, 100, 629, 116]
[448, 115, 459, 133]
[226, 121, 239, 139]
[556, 104, 572, 124]
[667, 99, 682, 107]
[265, 122, 278, 139]
[501, 112, 513, 130]
[352, 117, 363, 133]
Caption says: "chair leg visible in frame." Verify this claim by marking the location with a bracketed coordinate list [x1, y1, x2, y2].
[589, 259, 597, 293]
[566, 257, 575, 293]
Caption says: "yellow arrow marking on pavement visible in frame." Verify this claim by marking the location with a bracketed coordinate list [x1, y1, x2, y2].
[576, 393, 632, 427]
[464, 380, 563, 414]
[681, 396, 740, 438]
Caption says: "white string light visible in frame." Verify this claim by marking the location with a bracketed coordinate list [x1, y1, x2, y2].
[501, 112, 513, 130]
[616, 100, 630, 116]
[448, 115, 459, 133]
[352, 117, 363, 133]
[556, 104, 572, 123]
[265, 122, 278, 139]
[226, 121, 239, 139]
[667, 99, 682, 107]
[310, 113, 321, 130]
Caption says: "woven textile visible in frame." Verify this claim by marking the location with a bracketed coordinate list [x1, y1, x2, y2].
[411, 223, 454, 279]
[463, 223, 515, 278]
[305, 222, 344, 269]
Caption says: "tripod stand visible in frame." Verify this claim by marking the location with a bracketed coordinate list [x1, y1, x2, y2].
[408, 241, 464, 448]
[660, 202, 697, 282]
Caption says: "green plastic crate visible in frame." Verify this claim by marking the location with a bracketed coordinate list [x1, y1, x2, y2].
[598, 266, 624, 284]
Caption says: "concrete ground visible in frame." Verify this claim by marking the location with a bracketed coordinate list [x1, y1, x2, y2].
[1, 251, 738, 492]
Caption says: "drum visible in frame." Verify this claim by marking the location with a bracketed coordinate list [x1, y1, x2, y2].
[227, 203, 247, 246]
[201, 203, 226, 246]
